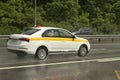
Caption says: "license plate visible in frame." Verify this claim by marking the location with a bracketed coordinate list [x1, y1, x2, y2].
[9, 39, 20, 45]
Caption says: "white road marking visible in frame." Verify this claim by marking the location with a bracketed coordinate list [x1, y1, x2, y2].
[0, 59, 94, 70]
[91, 49, 106, 51]
[0, 57, 120, 70]
[97, 57, 120, 62]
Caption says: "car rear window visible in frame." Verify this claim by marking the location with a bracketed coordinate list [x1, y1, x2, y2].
[21, 29, 40, 35]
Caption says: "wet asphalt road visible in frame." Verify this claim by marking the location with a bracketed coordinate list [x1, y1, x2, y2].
[0, 43, 120, 80]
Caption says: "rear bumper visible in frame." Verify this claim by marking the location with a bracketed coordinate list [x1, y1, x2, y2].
[8, 49, 27, 54]
[7, 45, 34, 54]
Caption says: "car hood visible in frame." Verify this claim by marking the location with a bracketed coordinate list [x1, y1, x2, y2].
[76, 37, 89, 42]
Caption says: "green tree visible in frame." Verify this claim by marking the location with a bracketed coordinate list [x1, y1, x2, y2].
[45, 0, 79, 23]
[0, 0, 120, 34]
[0, 0, 25, 31]
[113, 1, 120, 25]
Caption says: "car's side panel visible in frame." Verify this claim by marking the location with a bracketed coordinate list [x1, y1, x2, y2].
[28, 37, 89, 54]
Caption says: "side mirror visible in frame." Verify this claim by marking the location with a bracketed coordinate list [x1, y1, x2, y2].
[72, 35, 76, 39]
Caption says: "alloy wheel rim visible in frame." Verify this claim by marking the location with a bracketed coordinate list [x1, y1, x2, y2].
[80, 47, 87, 56]
[38, 49, 46, 59]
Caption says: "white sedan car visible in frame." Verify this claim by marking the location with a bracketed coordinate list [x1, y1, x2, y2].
[7, 26, 90, 59]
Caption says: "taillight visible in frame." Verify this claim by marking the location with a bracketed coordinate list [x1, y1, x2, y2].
[19, 38, 30, 42]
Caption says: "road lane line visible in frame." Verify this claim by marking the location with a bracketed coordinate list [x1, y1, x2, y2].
[0, 57, 120, 70]
[115, 70, 120, 80]
[91, 49, 106, 51]
[97, 57, 120, 62]
[0, 59, 95, 70]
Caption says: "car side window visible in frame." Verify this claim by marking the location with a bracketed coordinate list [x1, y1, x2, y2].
[21, 29, 40, 35]
[58, 29, 73, 38]
[42, 29, 59, 37]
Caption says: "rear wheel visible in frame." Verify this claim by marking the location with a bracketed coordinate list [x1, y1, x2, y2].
[35, 47, 48, 60]
[78, 45, 88, 57]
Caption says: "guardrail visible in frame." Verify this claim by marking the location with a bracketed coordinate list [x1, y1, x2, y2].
[0, 35, 9, 39]
[0, 35, 120, 43]
[76, 35, 120, 43]
[0, 35, 8, 47]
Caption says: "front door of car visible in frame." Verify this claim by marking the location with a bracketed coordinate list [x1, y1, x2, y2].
[42, 29, 79, 52]
[58, 29, 79, 51]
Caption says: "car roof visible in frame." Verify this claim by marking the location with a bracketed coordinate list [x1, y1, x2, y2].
[33, 26, 62, 30]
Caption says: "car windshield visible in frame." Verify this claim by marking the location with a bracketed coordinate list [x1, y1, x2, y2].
[21, 29, 40, 35]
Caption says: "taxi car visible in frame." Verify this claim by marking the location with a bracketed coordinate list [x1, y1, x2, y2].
[7, 26, 90, 59]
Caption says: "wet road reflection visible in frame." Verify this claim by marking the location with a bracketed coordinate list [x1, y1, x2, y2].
[0, 43, 120, 80]
[0, 61, 119, 80]
[0, 62, 91, 80]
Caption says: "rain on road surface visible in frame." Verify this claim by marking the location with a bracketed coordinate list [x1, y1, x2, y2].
[0, 43, 120, 80]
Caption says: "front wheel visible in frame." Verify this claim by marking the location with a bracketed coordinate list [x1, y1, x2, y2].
[35, 47, 48, 60]
[78, 45, 88, 57]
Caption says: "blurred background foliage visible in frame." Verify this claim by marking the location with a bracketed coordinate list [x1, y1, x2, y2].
[0, 0, 120, 34]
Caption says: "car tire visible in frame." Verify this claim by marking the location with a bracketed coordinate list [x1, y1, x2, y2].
[78, 45, 88, 57]
[35, 47, 48, 60]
